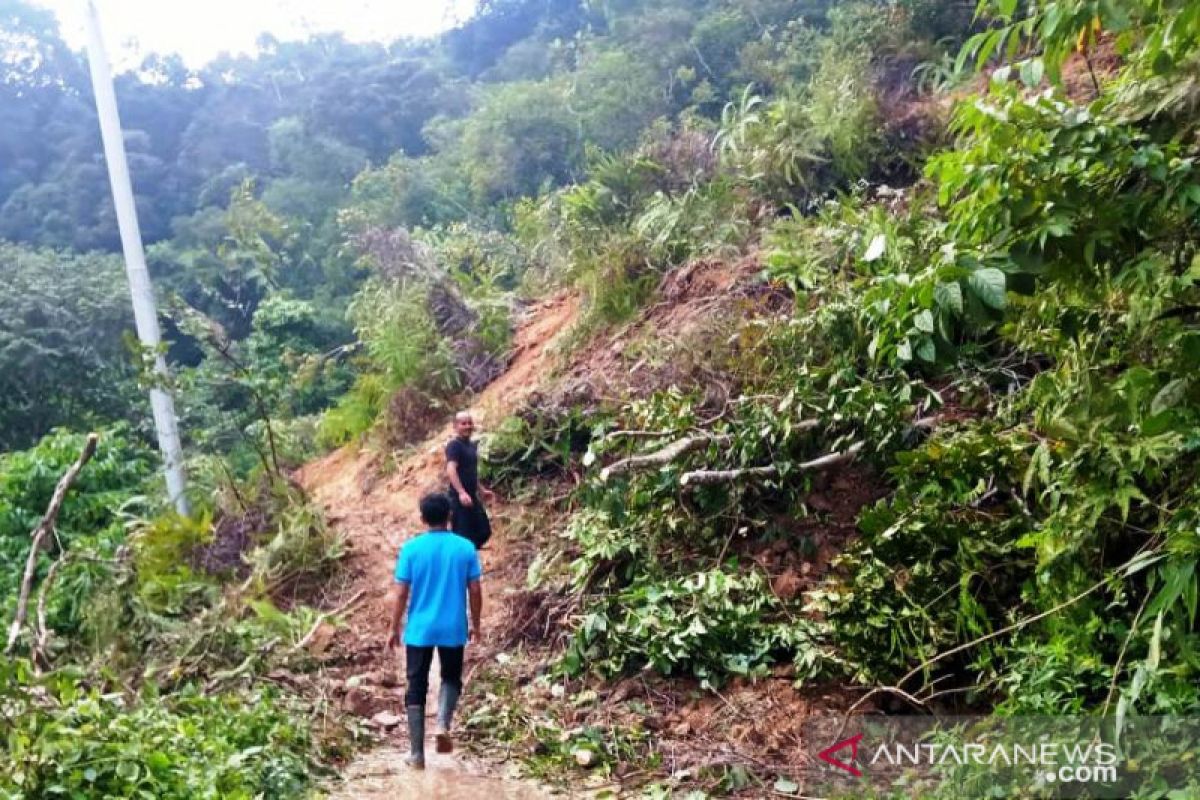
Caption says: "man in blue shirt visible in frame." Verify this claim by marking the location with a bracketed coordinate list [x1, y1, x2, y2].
[386, 492, 483, 769]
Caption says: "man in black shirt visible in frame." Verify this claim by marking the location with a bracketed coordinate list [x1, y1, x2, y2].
[445, 411, 495, 548]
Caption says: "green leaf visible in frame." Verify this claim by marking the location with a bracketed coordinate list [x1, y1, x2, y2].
[774, 777, 800, 794]
[1019, 58, 1044, 87]
[967, 268, 1007, 310]
[914, 309, 935, 333]
[935, 282, 964, 316]
[1151, 379, 1189, 415]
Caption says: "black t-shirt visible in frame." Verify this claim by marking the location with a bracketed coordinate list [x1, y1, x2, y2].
[446, 437, 479, 496]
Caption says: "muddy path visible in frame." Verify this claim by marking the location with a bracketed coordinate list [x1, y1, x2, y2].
[298, 293, 578, 798]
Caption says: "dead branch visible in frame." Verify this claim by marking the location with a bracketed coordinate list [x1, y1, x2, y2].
[836, 570, 1113, 740]
[33, 553, 69, 667]
[6, 432, 99, 655]
[291, 589, 367, 653]
[601, 430, 676, 440]
[680, 441, 864, 486]
[599, 433, 732, 481]
[33, 548, 127, 668]
[681, 465, 779, 485]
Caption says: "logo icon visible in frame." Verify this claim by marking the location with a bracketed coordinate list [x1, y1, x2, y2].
[818, 733, 864, 777]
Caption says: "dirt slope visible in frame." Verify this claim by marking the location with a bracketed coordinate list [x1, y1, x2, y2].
[299, 292, 577, 794]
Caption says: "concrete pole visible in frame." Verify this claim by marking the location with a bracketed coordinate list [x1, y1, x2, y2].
[83, 0, 189, 515]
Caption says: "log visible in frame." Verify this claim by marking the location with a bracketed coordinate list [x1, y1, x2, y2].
[5, 432, 99, 654]
[680, 441, 864, 486]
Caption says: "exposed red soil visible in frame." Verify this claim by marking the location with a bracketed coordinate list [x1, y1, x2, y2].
[549, 252, 790, 412]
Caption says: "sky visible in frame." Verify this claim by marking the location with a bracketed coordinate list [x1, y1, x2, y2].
[35, 0, 478, 69]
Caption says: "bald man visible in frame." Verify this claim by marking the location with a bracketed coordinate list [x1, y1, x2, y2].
[445, 412, 495, 549]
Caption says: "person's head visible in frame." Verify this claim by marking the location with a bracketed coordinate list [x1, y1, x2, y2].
[419, 491, 451, 529]
[454, 411, 475, 440]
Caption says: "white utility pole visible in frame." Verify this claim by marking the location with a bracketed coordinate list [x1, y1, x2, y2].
[83, 0, 189, 515]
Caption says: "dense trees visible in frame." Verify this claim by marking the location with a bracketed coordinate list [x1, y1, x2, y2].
[2, 0, 872, 455]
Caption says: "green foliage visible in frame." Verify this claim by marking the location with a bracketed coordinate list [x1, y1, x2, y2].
[0, 245, 142, 449]
[631, 179, 755, 264]
[349, 279, 460, 396]
[316, 373, 390, 448]
[482, 409, 595, 490]
[565, 564, 814, 681]
[0, 428, 154, 639]
[0, 661, 319, 800]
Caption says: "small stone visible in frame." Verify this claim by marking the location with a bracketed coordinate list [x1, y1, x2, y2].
[771, 568, 804, 601]
[371, 710, 403, 730]
[573, 747, 597, 768]
[343, 687, 373, 717]
[807, 493, 833, 513]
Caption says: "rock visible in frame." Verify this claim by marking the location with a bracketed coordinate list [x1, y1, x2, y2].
[573, 747, 597, 768]
[343, 687, 373, 717]
[771, 568, 804, 601]
[304, 622, 336, 655]
[807, 493, 834, 513]
[371, 710, 403, 730]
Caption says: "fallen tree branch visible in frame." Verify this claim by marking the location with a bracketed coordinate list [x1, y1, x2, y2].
[835, 570, 1113, 740]
[6, 432, 99, 655]
[291, 589, 367, 653]
[601, 430, 676, 440]
[680, 441, 864, 486]
[33, 548, 128, 669]
[33, 552, 69, 668]
[600, 433, 732, 481]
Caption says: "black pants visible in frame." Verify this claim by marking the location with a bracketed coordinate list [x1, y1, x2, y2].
[405, 645, 464, 708]
[448, 490, 492, 548]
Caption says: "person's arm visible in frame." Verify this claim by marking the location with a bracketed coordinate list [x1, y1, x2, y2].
[446, 444, 474, 507]
[386, 581, 409, 651]
[467, 579, 482, 643]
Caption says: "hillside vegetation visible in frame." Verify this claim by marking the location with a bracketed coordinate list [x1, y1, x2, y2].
[2, 0, 1200, 796]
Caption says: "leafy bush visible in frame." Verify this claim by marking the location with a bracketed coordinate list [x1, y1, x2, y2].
[564, 565, 815, 682]
[0, 661, 320, 800]
[317, 372, 391, 448]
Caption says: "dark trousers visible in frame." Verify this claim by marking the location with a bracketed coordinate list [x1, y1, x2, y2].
[405, 645, 464, 708]
[448, 490, 492, 548]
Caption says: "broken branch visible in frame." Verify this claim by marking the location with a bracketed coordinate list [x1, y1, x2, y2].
[680, 441, 864, 486]
[6, 432, 99, 654]
[291, 588, 367, 653]
[600, 433, 732, 481]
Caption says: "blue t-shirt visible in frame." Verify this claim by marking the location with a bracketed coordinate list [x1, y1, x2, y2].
[394, 530, 482, 647]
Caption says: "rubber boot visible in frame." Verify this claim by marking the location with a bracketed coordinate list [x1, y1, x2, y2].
[405, 705, 426, 769]
[435, 683, 461, 753]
